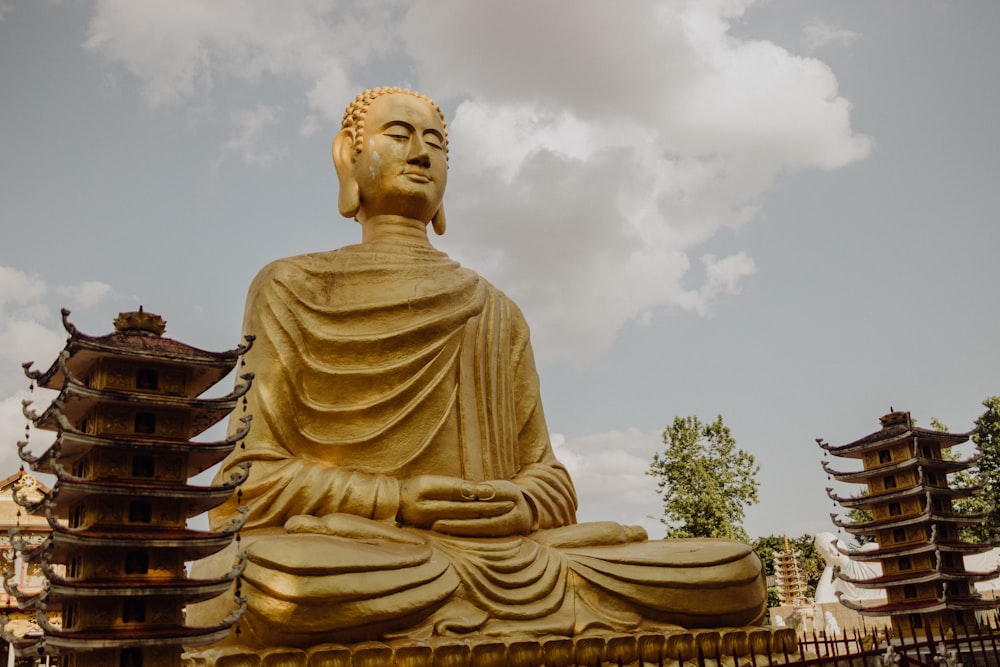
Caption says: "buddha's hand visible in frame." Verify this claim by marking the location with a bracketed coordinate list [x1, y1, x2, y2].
[399, 475, 533, 537]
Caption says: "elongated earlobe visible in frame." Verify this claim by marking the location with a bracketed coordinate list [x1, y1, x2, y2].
[332, 130, 361, 219]
[431, 206, 446, 235]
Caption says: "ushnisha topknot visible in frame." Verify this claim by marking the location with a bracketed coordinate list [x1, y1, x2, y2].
[341, 86, 449, 158]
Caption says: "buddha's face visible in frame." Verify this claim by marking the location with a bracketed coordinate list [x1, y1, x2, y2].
[353, 93, 448, 222]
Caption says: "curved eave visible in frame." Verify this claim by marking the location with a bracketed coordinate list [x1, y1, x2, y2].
[829, 485, 981, 509]
[822, 457, 974, 483]
[838, 597, 947, 617]
[832, 539, 994, 563]
[23, 310, 251, 395]
[47, 527, 237, 561]
[38, 623, 237, 650]
[31, 389, 236, 440]
[818, 425, 971, 458]
[24, 415, 250, 477]
[837, 568, 1000, 589]
[832, 509, 988, 535]
[46, 575, 236, 603]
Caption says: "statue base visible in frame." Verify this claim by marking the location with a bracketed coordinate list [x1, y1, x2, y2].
[183, 627, 802, 666]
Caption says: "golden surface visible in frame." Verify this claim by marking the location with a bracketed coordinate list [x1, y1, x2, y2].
[190, 88, 766, 649]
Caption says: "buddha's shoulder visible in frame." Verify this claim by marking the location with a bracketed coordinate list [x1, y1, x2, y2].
[249, 249, 360, 285]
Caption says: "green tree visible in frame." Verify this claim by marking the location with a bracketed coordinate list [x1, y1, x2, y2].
[960, 397, 1000, 543]
[648, 415, 759, 542]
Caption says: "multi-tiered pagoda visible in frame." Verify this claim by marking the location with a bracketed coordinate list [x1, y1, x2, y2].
[773, 535, 811, 608]
[6, 309, 253, 667]
[820, 411, 999, 636]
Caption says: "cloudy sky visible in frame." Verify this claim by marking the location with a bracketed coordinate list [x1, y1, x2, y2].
[2, 1, 998, 541]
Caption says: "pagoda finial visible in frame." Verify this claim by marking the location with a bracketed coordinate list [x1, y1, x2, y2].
[113, 309, 166, 336]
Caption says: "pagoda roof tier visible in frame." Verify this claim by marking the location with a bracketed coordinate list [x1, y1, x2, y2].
[18, 415, 251, 478]
[837, 595, 1000, 617]
[821, 456, 977, 484]
[817, 413, 971, 459]
[26, 371, 252, 439]
[35, 461, 250, 518]
[831, 506, 990, 536]
[22, 309, 253, 396]
[826, 484, 980, 509]
[42, 573, 240, 606]
[836, 567, 1000, 589]
[831, 537, 995, 562]
[35, 604, 243, 650]
[38, 516, 246, 562]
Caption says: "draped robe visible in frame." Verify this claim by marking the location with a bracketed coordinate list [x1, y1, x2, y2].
[202, 241, 766, 647]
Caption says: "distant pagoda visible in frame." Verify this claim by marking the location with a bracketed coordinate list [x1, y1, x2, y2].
[773, 535, 811, 607]
[6, 309, 253, 667]
[820, 410, 999, 636]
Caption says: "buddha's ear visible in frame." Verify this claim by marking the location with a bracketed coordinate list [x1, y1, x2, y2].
[431, 205, 446, 235]
[332, 129, 360, 219]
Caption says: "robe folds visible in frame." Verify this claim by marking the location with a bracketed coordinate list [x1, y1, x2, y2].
[204, 241, 766, 647]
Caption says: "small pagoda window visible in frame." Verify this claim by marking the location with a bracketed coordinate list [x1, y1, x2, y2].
[125, 551, 149, 574]
[134, 412, 156, 434]
[128, 500, 152, 523]
[926, 471, 937, 485]
[899, 556, 912, 571]
[63, 603, 75, 629]
[879, 449, 892, 463]
[884, 476, 897, 490]
[70, 505, 83, 529]
[68, 557, 81, 578]
[893, 528, 906, 543]
[909, 613, 922, 631]
[132, 455, 155, 478]
[122, 599, 146, 623]
[920, 445, 932, 458]
[903, 584, 917, 599]
[136, 368, 158, 390]
[888, 502, 902, 516]
[120, 648, 143, 667]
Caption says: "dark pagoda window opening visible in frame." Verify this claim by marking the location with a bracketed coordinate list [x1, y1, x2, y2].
[64, 603, 75, 629]
[909, 613, 922, 630]
[889, 502, 902, 516]
[81, 417, 90, 433]
[122, 599, 146, 623]
[903, 584, 917, 599]
[134, 412, 156, 434]
[68, 557, 81, 578]
[955, 611, 965, 624]
[120, 648, 143, 667]
[926, 471, 937, 485]
[879, 449, 892, 464]
[893, 528, 906, 543]
[128, 500, 152, 523]
[920, 445, 932, 458]
[70, 504, 83, 528]
[72, 459, 87, 477]
[899, 556, 912, 571]
[136, 368, 158, 391]
[884, 475, 897, 490]
[132, 455, 155, 478]
[125, 551, 149, 574]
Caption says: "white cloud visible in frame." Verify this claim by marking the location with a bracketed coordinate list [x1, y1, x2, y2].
[802, 19, 862, 53]
[218, 103, 286, 166]
[81, 0, 872, 363]
[552, 428, 664, 536]
[56, 280, 114, 309]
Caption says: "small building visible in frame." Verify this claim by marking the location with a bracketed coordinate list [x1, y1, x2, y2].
[8, 309, 253, 667]
[820, 410, 1000, 636]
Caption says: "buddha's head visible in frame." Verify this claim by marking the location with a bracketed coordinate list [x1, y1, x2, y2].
[334, 87, 449, 234]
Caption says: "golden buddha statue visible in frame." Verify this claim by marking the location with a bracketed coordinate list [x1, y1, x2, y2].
[193, 87, 766, 649]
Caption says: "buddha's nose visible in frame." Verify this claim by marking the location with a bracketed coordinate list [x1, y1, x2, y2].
[408, 139, 431, 167]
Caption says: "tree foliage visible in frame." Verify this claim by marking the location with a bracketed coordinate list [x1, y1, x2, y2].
[960, 397, 1000, 544]
[648, 415, 759, 542]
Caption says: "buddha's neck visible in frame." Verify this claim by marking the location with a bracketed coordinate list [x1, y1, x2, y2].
[360, 215, 431, 246]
